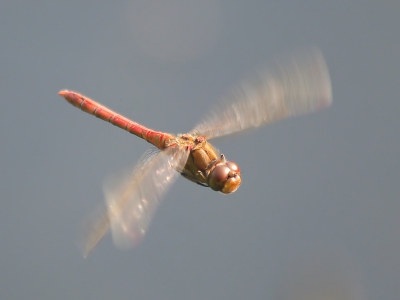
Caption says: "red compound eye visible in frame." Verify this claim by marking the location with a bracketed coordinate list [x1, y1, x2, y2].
[208, 161, 241, 194]
[226, 161, 240, 173]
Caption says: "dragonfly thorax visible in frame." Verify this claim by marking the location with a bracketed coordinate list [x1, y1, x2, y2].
[178, 135, 241, 193]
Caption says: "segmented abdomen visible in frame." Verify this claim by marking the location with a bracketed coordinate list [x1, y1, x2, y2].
[59, 90, 174, 149]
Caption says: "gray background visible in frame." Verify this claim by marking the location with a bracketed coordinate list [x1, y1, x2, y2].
[1, 1, 399, 299]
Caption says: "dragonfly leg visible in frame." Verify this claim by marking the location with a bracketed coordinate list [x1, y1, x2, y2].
[206, 154, 226, 170]
[197, 170, 207, 181]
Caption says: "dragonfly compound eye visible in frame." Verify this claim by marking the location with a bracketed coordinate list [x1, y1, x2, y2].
[208, 161, 241, 194]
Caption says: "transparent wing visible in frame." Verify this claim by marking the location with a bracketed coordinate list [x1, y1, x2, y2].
[189, 48, 332, 139]
[79, 146, 189, 258]
[106, 146, 188, 250]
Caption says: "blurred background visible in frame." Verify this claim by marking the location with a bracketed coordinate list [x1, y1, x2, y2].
[1, 1, 399, 299]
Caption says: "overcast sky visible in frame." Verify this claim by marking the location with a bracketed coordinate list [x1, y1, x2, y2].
[1, 1, 399, 299]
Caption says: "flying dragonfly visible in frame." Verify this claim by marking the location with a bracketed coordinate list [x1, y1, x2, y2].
[59, 48, 332, 257]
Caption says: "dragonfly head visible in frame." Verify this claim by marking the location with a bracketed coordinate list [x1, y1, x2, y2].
[208, 156, 241, 194]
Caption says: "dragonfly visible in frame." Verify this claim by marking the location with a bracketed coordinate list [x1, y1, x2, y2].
[59, 48, 332, 257]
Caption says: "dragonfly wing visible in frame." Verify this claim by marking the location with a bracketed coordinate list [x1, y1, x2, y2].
[190, 48, 332, 139]
[106, 146, 188, 250]
[79, 146, 189, 257]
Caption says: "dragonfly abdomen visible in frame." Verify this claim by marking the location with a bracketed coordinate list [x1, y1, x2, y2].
[59, 90, 173, 149]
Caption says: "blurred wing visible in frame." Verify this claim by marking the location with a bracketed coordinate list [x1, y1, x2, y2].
[79, 146, 188, 258]
[106, 146, 188, 249]
[189, 48, 332, 139]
